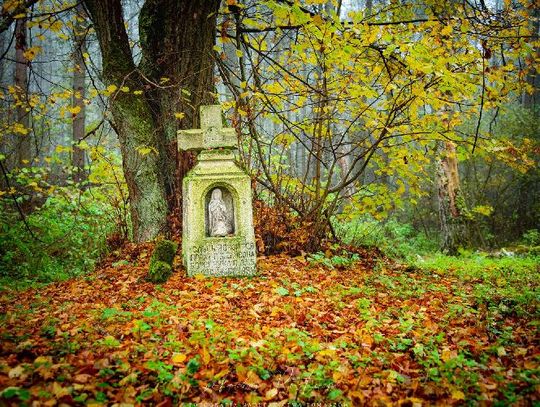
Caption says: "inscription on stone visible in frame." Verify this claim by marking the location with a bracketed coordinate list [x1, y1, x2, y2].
[189, 241, 256, 276]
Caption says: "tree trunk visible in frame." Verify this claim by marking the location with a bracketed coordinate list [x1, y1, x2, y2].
[436, 141, 465, 254]
[83, 0, 220, 241]
[72, 5, 87, 184]
[138, 0, 220, 213]
[83, 0, 168, 242]
[14, 18, 31, 167]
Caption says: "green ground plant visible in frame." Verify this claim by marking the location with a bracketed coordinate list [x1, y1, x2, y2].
[413, 252, 539, 317]
[334, 216, 437, 260]
[0, 191, 115, 290]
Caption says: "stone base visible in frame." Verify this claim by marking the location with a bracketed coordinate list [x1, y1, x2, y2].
[182, 150, 257, 277]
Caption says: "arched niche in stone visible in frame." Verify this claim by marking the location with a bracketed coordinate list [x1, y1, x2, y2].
[205, 185, 236, 237]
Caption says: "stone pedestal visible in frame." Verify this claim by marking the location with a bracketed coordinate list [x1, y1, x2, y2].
[182, 150, 256, 277]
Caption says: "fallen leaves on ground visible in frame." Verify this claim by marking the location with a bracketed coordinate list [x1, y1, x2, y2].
[0, 245, 538, 405]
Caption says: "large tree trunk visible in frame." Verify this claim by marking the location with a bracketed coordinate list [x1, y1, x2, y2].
[72, 4, 87, 184]
[138, 0, 220, 213]
[83, 0, 168, 242]
[83, 0, 219, 242]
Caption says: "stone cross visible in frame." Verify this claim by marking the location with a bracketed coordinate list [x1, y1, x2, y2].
[178, 104, 257, 277]
[177, 105, 236, 151]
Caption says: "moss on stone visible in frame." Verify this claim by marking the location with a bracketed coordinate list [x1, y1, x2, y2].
[151, 239, 178, 265]
[147, 239, 177, 283]
[148, 260, 172, 283]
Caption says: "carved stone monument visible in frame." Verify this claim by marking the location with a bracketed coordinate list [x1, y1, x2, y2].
[178, 105, 256, 277]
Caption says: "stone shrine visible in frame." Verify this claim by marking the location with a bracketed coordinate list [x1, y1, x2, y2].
[178, 105, 256, 277]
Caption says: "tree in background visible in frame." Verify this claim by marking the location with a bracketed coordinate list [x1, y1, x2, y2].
[14, 16, 30, 168]
[217, 0, 538, 250]
[71, 4, 88, 184]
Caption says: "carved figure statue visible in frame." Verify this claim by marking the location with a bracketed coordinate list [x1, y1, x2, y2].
[208, 188, 231, 237]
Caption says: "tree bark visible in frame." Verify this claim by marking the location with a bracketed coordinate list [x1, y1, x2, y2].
[72, 5, 87, 184]
[138, 0, 220, 212]
[14, 18, 31, 167]
[83, 0, 168, 242]
[436, 141, 465, 254]
[83, 0, 220, 241]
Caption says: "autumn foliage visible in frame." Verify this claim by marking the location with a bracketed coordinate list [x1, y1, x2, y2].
[1, 243, 538, 405]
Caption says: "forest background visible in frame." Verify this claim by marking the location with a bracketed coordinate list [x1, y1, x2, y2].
[0, 0, 538, 284]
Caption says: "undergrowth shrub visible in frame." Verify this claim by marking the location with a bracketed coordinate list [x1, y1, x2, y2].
[522, 229, 540, 246]
[0, 191, 115, 289]
[148, 261, 172, 283]
[334, 216, 437, 260]
[253, 200, 324, 255]
[151, 240, 177, 265]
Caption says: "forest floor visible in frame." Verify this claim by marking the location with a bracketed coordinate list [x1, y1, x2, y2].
[0, 244, 538, 406]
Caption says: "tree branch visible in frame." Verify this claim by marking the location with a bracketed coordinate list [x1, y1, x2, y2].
[0, 0, 39, 34]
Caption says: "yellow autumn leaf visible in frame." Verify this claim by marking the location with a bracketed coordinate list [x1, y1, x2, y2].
[441, 24, 453, 36]
[264, 388, 278, 400]
[136, 146, 155, 156]
[214, 368, 229, 380]
[13, 123, 29, 135]
[171, 353, 187, 364]
[23, 46, 42, 61]
[50, 20, 63, 33]
[312, 14, 324, 26]
[174, 112, 185, 119]
[451, 390, 465, 400]
[202, 346, 211, 365]
[106, 84, 118, 93]
[69, 105, 81, 115]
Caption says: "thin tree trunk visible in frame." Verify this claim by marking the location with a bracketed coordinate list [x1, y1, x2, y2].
[14, 18, 30, 167]
[72, 5, 87, 184]
[436, 141, 466, 254]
